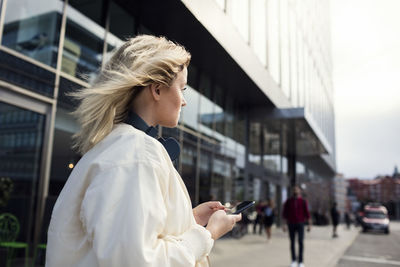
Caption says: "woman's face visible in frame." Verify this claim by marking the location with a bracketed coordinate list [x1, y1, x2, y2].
[157, 67, 187, 127]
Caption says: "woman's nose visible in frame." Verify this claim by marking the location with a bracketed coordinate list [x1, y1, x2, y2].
[181, 97, 187, 107]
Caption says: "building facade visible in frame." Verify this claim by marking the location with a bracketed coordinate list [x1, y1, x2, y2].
[348, 176, 400, 219]
[333, 173, 348, 217]
[0, 0, 335, 264]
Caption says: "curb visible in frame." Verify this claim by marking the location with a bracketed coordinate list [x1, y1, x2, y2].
[326, 228, 359, 267]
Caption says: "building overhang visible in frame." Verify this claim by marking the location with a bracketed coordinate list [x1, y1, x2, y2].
[248, 107, 336, 175]
[116, 0, 286, 109]
[263, 107, 333, 156]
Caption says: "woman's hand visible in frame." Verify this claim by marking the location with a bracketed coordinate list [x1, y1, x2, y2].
[193, 201, 226, 226]
[206, 210, 242, 240]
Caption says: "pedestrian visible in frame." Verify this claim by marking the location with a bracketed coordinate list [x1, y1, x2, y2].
[46, 35, 241, 267]
[282, 185, 312, 267]
[263, 198, 275, 241]
[344, 211, 351, 229]
[330, 202, 340, 237]
[253, 200, 266, 235]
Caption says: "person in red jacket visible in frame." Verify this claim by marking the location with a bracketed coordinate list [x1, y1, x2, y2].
[282, 185, 312, 267]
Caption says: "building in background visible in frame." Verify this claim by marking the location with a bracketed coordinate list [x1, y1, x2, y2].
[333, 173, 348, 218]
[0, 0, 335, 264]
[348, 176, 400, 219]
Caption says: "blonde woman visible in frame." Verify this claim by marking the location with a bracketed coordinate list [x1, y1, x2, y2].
[46, 35, 241, 267]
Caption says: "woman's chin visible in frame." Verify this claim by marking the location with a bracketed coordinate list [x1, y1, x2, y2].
[161, 120, 179, 128]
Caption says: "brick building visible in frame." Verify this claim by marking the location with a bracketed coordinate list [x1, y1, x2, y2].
[348, 176, 400, 218]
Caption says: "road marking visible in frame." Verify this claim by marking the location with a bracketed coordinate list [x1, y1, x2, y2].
[342, 255, 400, 266]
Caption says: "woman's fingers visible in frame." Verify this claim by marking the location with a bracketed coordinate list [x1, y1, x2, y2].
[232, 213, 242, 222]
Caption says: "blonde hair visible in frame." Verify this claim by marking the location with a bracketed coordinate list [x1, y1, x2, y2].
[70, 35, 191, 155]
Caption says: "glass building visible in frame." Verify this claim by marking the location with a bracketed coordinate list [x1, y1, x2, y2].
[0, 0, 335, 265]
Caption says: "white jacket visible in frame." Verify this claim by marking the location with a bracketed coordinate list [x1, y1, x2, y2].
[46, 123, 213, 266]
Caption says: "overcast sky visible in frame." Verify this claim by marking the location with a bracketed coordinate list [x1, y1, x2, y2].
[330, 0, 400, 179]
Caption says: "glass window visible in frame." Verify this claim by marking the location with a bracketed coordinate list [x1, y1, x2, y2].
[211, 156, 232, 202]
[229, 0, 249, 43]
[48, 108, 80, 199]
[296, 161, 306, 180]
[109, 1, 136, 41]
[181, 130, 198, 204]
[234, 110, 246, 146]
[62, 2, 105, 82]
[104, 0, 136, 62]
[198, 74, 214, 137]
[181, 85, 200, 131]
[1, 0, 64, 67]
[68, 0, 105, 25]
[250, 0, 267, 66]
[199, 146, 212, 203]
[225, 96, 234, 141]
[214, 85, 225, 137]
[267, 0, 280, 84]
[282, 156, 288, 176]
[0, 50, 55, 97]
[263, 126, 281, 174]
[0, 101, 45, 256]
[249, 122, 261, 165]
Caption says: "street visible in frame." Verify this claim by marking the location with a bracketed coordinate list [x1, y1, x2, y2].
[337, 222, 400, 267]
[209, 224, 359, 267]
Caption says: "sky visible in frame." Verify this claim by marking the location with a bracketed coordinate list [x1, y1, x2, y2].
[330, 0, 400, 178]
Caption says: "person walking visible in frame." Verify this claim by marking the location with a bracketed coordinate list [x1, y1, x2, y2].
[344, 211, 351, 229]
[253, 201, 266, 235]
[46, 35, 241, 267]
[282, 185, 311, 267]
[330, 202, 340, 237]
[263, 198, 275, 241]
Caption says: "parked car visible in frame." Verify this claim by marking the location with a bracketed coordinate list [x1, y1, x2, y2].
[361, 204, 390, 234]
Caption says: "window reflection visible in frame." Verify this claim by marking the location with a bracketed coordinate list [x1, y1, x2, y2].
[214, 85, 225, 136]
[198, 73, 214, 136]
[0, 50, 55, 97]
[109, 1, 136, 40]
[62, 3, 105, 81]
[181, 131, 197, 204]
[2, 0, 63, 67]
[0, 101, 45, 247]
[104, 0, 136, 62]
[249, 122, 261, 165]
[263, 125, 281, 174]
[181, 85, 199, 130]
[199, 87, 214, 138]
[199, 146, 212, 203]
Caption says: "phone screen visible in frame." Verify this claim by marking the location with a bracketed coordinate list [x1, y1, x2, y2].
[232, 201, 255, 214]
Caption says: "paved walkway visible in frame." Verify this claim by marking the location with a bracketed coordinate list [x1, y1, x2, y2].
[209, 224, 359, 267]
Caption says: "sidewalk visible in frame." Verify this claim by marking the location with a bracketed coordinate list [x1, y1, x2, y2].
[209, 225, 359, 267]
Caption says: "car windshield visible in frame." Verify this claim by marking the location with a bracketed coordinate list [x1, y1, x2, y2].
[365, 211, 386, 219]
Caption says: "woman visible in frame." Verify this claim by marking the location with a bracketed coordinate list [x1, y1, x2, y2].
[263, 199, 275, 241]
[46, 35, 241, 267]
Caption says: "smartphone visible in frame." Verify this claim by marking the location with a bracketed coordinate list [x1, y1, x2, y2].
[231, 201, 255, 214]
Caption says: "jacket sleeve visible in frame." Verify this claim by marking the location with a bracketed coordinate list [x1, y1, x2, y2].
[80, 161, 213, 267]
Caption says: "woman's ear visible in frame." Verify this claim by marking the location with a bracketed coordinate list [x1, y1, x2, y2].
[149, 83, 162, 101]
